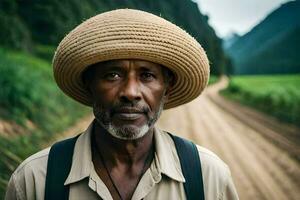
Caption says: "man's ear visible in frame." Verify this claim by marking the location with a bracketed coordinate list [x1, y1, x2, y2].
[165, 71, 175, 97]
[82, 73, 96, 98]
[164, 77, 175, 100]
[82, 66, 96, 97]
[84, 81, 93, 96]
[165, 84, 172, 97]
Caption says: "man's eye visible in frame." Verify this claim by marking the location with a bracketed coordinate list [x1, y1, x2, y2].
[103, 73, 120, 80]
[141, 72, 156, 81]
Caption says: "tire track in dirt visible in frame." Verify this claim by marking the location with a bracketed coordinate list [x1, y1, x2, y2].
[207, 76, 300, 162]
[203, 95, 298, 200]
[157, 81, 300, 200]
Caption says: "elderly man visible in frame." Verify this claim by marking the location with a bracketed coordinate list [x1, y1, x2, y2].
[5, 9, 239, 200]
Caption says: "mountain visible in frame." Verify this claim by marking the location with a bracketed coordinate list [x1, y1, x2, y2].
[226, 0, 300, 74]
[0, 0, 230, 75]
[223, 33, 241, 49]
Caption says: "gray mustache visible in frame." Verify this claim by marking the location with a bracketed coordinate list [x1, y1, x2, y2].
[111, 103, 150, 114]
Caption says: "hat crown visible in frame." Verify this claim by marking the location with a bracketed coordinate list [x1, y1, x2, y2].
[90, 9, 170, 24]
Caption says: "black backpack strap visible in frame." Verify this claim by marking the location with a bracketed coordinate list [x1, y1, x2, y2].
[45, 135, 79, 200]
[44, 133, 204, 200]
[169, 133, 205, 200]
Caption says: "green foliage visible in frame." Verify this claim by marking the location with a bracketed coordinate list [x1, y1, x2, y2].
[222, 75, 300, 126]
[0, 0, 228, 75]
[0, 47, 89, 129]
[208, 75, 218, 85]
[34, 45, 56, 62]
[0, 48, 89, 198]
[0, 0, 32, 51]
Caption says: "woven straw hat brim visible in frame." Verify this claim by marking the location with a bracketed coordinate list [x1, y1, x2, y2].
[53, 9, 210, 109]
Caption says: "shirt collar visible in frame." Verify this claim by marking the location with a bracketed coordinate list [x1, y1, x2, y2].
[64, 122, 94, 185]
[153, 127, 185, 182]
[64, 121, 185, 185]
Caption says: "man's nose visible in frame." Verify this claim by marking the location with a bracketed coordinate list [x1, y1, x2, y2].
[119, 77, 142, 102]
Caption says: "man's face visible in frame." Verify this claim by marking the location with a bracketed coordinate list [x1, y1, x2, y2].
[86, 59, 170, 140]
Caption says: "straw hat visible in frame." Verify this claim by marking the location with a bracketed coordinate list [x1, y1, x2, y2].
[53, 9, 210, 109]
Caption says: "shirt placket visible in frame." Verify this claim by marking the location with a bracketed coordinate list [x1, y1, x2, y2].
[131, 159, 162, 200]
[89, 166, 114, 200]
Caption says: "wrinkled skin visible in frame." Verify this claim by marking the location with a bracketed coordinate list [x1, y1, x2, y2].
[85, 59, 170, 140]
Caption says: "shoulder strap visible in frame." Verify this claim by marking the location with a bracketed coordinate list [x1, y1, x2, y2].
[45, 135, 79, 200]
[169, 133, 205, 200]
[44, 133, 205, 200]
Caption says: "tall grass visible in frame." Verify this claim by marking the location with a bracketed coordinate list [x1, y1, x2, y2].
[221, 74, 300, 126]
[0, 48, 89, 198]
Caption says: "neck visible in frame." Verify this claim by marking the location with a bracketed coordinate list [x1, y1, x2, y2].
[93, 121, 154, 166]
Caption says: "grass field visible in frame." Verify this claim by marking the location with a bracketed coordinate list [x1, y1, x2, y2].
[221, 74, 300, 126]
[0, 47, 89, 198]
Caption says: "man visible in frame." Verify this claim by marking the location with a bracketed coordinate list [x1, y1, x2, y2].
[5, 9, 239, 200]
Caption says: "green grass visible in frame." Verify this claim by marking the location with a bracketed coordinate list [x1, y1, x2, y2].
[0, 47, 90, 198]
[221, 74, 300, 126]
[208, 75, 219, 85]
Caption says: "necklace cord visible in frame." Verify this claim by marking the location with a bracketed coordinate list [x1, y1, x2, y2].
[94, 140, 154, 200]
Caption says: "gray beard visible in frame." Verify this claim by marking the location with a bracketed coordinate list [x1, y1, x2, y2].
[93, 97, 165, 140]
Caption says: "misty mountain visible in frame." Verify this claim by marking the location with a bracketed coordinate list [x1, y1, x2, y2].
[226, 0, 300, 74]
[223, 33, 241, 49]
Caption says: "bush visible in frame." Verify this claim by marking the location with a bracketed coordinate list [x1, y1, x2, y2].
[34, 45, 56, 62]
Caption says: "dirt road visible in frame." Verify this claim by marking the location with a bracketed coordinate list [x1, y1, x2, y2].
[157, 77, 300, 200]
[59, 78, 300, 200]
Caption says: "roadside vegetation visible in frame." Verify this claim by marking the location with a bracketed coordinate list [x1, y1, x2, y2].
[0, 48, 89, 198]
[221, 74, 300, 127]
[208, 75, 218, 85]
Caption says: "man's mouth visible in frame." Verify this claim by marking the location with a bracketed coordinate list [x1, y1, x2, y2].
[112, 107, 146, 121]
[114, 113, 144, 120]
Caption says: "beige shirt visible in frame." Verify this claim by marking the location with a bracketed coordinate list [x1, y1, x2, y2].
[5, 123, 239, 200]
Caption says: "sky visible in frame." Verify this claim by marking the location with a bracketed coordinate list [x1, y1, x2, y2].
[195, 0, 291, 38]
